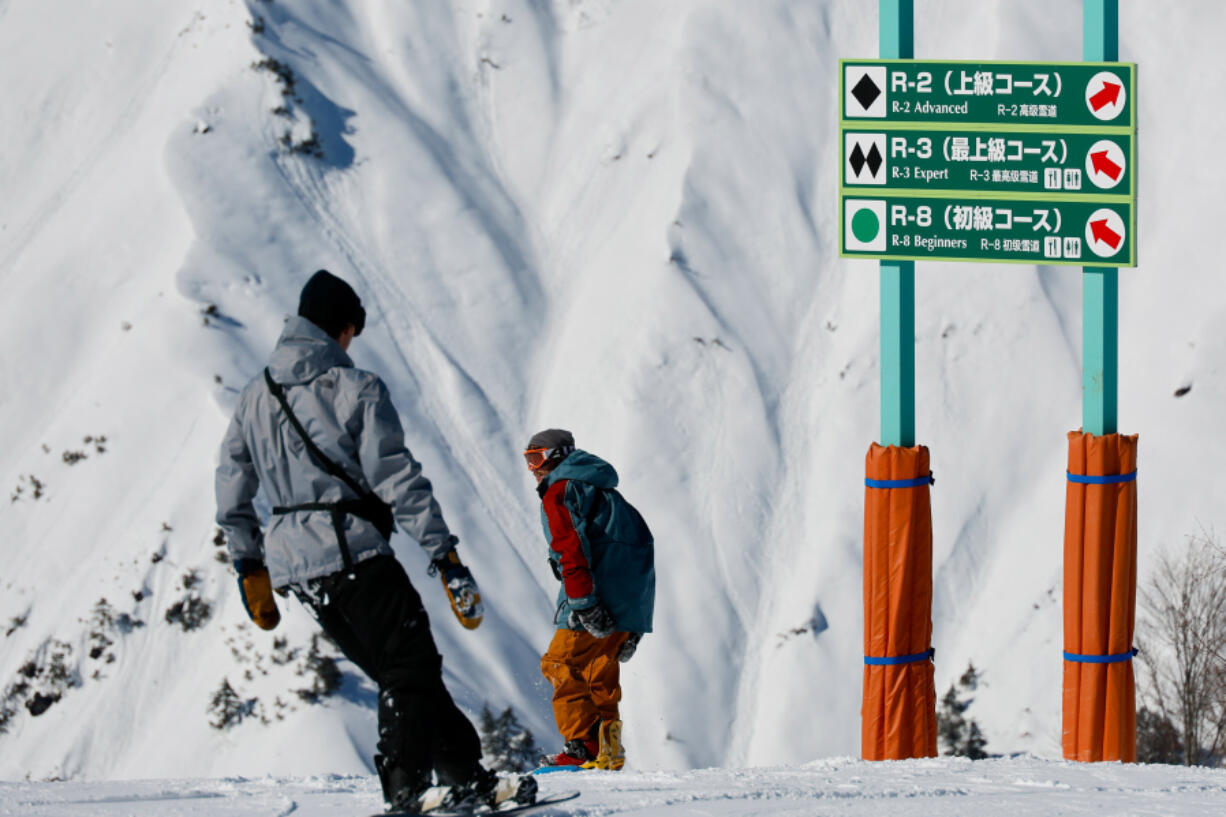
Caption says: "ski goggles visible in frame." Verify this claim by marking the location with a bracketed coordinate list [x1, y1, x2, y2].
[523, 444, 573, 472]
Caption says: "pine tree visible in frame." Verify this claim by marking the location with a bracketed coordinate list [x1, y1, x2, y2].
[964, 721, 988, 760]
[478, 703, 540, 772]
[296, 634, 342, 703]
[208, 678, 253, 730]
[479, 704, 510, 768]
[938, 683, 969, 755]
[936, 662, 990, 758]
[478, 704, 499, 742]
[958, 663, 980, 694]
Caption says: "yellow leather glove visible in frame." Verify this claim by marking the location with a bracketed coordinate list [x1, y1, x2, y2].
[235, 560, 280, 631]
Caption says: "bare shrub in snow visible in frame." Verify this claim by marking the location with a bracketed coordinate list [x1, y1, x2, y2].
[1137, 531, 1226, 766]
[165, 597, 212, 632]
[252, 58, 296, 96]
[165, 569, 212, 632]
[251, 55, 327, 160]
[1137, 706, 1184, 764]
[271, 636, 298, 666]
[282, 130, 323, 158]
[5, 613, 27, 637]
[13, 474, 47, 501]
[0, 640, 81, 727]
[87, 598, 144, 660]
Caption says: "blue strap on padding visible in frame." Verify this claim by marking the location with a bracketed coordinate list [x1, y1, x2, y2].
[865, 649, 934, 666]
[865, 475, 934, 489]
[1063, 647, 1138, 664]
[1066, 470, 1137, 485]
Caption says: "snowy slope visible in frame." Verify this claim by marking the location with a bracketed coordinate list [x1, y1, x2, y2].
[1, 0, 1224, 782]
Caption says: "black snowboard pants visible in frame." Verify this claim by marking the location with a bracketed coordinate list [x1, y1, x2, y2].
[291, 554, 481, 786]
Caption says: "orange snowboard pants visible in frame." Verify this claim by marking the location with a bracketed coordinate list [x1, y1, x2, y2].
[540, 629, 629, 741]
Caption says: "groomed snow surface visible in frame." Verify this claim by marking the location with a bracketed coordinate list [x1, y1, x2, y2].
[4, 758, 1226, 816]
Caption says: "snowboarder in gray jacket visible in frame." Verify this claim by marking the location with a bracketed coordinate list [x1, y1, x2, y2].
[215, 270, 535, 813]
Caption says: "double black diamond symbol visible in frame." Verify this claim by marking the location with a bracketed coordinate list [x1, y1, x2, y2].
[851, 73, 882, 111]
[849, 141, 883, 179]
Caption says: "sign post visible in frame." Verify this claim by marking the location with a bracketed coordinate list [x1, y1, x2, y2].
[857, 0, 1138, 764]
[879, 0, 915, 449]
[1060, 0, 1137, 766]
[1083, 0, 1118, 434]
[862, 0, 937, 765]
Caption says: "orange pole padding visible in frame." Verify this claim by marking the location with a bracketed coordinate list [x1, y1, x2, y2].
[862, 443, 937, 761]
[1061, 431, 1138, 762]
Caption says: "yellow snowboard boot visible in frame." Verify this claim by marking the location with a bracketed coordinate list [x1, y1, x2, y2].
[583, 720, 625, 770]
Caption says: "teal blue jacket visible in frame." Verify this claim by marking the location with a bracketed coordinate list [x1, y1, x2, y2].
[538, 451, 655, 634]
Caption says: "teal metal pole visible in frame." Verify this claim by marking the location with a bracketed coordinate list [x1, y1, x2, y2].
[1083, 0, 1118, 435]
[880, 0, 915, 447]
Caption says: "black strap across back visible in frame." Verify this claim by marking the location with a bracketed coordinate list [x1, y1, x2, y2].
[264, 368, 395, 571]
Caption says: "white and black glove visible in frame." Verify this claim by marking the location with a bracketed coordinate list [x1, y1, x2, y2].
[569, 603, 616, 639]
[618, 632, 643, 663]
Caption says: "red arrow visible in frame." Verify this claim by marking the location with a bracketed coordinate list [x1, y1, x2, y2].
[1089, 81, 1122, 112]
[1089, 150, 1123, 181]
[1090, 219, 1122, 250]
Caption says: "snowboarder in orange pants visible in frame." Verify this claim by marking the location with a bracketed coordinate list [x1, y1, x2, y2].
[523, 429, 655, 770]
[540, 630, 630, 749]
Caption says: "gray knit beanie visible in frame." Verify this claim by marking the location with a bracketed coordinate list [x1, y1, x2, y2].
[526, 428, 575, 453]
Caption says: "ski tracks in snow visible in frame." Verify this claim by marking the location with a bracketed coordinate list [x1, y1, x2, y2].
[269, 153, 544, 587]
[0, 8, 202, 280]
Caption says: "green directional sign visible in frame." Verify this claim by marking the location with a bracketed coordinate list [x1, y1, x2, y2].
[838, 58, 1137, 267]
[842, 60, 1135, 128]
[841, 196, 1133, 267]
[842, 129, 1132, 198]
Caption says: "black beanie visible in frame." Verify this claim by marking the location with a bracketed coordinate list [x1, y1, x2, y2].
[298, 270, 366, 339]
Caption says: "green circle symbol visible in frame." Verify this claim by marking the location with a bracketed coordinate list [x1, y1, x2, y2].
[851, 207, 880, 243]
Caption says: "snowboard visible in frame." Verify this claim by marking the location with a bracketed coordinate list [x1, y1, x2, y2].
[529, 765, 584, 775]
[377, 790, 580, 817]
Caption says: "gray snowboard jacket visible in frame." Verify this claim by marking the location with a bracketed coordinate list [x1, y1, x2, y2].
[215, 316, 455, 588]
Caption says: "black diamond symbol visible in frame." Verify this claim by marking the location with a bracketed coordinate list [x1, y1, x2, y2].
[849, 142, 884, 178]
[851, 73, 881, 111]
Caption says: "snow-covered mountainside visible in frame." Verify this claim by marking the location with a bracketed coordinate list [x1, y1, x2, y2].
[1, 0, 1222, 781]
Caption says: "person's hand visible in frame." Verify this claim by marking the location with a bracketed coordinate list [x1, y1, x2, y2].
[234, 559, 280, 630]
[618, 632, 642, 662]
[569, 603, 615, 638]
[433, 550, 483, 630]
